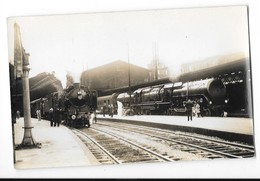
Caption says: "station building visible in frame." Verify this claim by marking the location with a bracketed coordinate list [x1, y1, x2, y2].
[80, 60, 150, 95]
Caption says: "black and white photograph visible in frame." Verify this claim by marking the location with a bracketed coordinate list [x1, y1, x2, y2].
[1, 0, 260, 179]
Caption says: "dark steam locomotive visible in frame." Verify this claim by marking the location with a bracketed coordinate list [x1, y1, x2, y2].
[31, 83, 97, 128]
[98, 78, 228, 117]
[63, 83, 97, 127]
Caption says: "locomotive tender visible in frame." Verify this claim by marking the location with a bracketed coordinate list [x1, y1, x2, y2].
[97, 78, 228, 117]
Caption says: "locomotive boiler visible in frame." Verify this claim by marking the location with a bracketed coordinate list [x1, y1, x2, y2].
[170, 78, 227, 116]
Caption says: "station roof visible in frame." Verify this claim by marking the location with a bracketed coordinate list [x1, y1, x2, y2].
[171, 57, 250, 83]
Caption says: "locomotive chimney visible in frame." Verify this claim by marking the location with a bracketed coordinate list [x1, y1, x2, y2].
[73, 83, 80, 89]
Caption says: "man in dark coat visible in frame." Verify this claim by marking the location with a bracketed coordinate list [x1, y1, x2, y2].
[53, 108, 62, 127]
[49, 108, 54, 127]
[185, 99, 194, 121]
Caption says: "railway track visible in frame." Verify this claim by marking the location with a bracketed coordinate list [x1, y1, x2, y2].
[72, 127, 174, 165]
[96, 121, 255, 159]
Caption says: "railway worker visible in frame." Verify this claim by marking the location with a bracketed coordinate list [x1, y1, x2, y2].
[49, 108, 54, 127]
[185, 99, 194, 121]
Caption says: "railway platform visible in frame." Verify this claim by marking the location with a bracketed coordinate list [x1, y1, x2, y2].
[12, 114, 255, 170]
[96, 114, 255, 145]
[13, 117, 100, 169]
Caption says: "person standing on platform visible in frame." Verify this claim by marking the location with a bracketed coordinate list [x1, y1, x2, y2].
[49, 108, 54, 127]
[102, 102, 107, 117]
[185, 99, 194, 121]
[16, 110, 20, 120]
[93, 111, 97, 123]
[107, 104, 111, 117]
[36, 109, 41, 121]
[195, 102, 201, 117]
[109, 104, 114, 118]
[54, 108, 61, 127]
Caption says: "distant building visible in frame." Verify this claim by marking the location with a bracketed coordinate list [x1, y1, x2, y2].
[147, 60, 169, 81]
[80, 60, 150, 93]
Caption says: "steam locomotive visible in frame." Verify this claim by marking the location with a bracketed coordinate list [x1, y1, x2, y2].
[31, 83, 97, 128]
[63, 83, 97, 127]
[97, 78, 228, 117]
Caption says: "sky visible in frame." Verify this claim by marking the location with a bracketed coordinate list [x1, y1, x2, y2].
[7, 6, 250, 88]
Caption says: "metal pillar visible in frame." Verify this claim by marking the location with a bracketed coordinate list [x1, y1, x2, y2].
[16, 54, 40, 149]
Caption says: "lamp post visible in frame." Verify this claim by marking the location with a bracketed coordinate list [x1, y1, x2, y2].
[14, 22, 40, 149]
[16, 50, 40, 149]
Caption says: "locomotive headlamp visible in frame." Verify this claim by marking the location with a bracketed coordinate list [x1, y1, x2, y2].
[209, 101, 212, 104]
[225, 99, 228, 103]
[71, 115, 76, 120]
[77, 91, 83, 100]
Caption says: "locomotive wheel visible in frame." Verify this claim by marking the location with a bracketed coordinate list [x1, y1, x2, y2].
[214, 109, 224, 117]
[203, 108, 211, 117]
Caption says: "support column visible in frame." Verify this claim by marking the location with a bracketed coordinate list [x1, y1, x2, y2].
[16, 55, 41, 149]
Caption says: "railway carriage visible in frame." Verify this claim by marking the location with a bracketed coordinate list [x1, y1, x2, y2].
[97, 93, 119, 115]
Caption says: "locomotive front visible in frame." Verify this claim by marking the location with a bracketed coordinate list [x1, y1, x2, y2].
[171, 78, 228, 116]
[64, 83, 97, 127]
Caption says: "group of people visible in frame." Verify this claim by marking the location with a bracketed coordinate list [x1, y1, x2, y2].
[48, 108, 62, 127]
[185, 99, 202, 121]
[102, 103, 114, 118]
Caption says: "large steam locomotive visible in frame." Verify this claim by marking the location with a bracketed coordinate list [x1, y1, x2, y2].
[63, 83, 97, 127]
[97, 78, 228, 117]
[31, 83, 97, 128]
